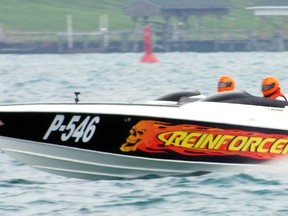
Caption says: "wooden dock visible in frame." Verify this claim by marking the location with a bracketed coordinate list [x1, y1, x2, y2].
[0, 30, 286, 54]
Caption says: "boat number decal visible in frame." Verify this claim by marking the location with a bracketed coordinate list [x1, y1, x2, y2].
[43, 114, 100, 143]
[120, 120, 288, 160]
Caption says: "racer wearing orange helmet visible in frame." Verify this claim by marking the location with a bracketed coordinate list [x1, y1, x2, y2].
[261, 76, 287, 101]
[217, 75, 235, 92]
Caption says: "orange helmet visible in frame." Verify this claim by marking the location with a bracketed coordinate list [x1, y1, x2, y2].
[217, 75, 235, 92]
[261, 76, 279, 97]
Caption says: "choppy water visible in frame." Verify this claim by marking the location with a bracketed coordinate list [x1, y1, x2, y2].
[1, 52, 288, 215]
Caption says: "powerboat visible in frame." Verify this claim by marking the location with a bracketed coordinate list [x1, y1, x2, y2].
[0, 90, 287, 180]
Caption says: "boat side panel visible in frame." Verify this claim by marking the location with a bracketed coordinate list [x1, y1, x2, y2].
[0, 112, 288, 164]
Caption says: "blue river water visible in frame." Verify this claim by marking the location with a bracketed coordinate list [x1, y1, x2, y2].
[1, 52, 288, 215]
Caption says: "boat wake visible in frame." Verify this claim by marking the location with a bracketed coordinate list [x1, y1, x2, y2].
[242, 156, 288, 175]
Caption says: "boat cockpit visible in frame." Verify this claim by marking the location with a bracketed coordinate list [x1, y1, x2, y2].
[184, 90, 288, 108]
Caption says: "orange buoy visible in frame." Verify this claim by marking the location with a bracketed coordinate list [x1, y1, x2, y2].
[140, 26, 159, 63]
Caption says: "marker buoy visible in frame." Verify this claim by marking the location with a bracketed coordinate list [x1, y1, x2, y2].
[140, 26, 159, 63]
